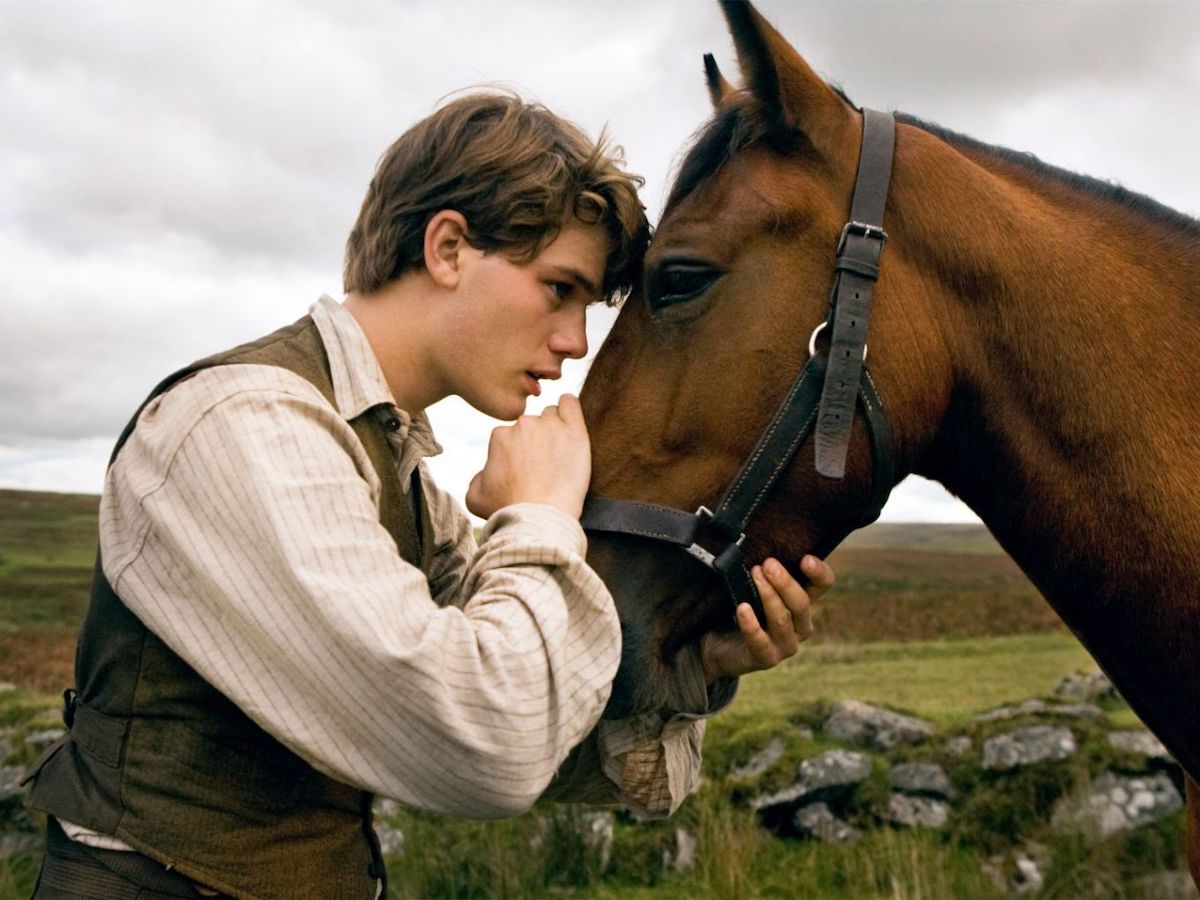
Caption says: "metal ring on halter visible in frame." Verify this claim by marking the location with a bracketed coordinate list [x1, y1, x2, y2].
[807, 321, 868, 362]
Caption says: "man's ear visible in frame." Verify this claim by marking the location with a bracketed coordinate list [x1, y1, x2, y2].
[423, 210, 470, 290]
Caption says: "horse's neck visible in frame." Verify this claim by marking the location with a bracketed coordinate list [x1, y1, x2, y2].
[903, 141, 1200, 781]
[908, 145, 1200, 609]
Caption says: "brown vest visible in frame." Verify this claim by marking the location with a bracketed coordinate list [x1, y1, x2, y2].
[24, 316, 434, 899]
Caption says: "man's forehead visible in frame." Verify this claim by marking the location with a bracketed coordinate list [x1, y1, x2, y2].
[540, 221, 609, 293]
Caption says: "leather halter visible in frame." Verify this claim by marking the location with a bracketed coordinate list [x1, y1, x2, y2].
[581, 109, 898, 626]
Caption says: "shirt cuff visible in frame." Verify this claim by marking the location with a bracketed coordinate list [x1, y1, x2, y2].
[664, 643, 739, 725]
[481, 503, 587, 557]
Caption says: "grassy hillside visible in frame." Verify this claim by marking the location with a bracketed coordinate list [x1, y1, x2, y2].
[3, 490, 1176, 899]
[0, 489, 1070, 693]
[0, 490, 98, 691]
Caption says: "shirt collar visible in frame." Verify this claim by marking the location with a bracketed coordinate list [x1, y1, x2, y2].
[309, 295, 443, 458]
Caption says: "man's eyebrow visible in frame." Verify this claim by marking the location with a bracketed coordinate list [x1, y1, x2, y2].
[549, 265, 600, 298]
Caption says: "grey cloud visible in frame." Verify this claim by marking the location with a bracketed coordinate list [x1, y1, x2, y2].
[1, 1, 1196, 510]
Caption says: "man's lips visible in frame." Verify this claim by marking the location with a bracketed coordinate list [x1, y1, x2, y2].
[524, 369, 562, 396]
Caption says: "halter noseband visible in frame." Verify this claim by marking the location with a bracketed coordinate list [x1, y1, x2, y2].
[581, 109, 898, 627]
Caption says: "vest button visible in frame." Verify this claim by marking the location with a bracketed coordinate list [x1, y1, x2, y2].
[382, 416, 401, 432]
[368, 861, 385, 879]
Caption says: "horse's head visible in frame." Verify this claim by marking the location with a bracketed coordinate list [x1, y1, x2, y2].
[582, 1, 957, 716]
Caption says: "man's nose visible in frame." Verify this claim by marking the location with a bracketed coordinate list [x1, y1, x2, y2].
[551, 307, 588, 359]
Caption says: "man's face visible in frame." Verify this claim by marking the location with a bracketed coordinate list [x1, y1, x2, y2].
[443, 220, 609, 420]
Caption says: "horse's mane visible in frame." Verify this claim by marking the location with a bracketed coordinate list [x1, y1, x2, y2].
[896, 113, 1200, 239]
[664, 96, 1200, 239]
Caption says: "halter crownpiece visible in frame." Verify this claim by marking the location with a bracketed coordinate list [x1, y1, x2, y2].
[581, 109, 898, 627]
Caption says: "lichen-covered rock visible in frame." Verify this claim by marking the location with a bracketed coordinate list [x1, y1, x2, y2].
[1052, 771, 1183, 839]
[824, 700, 933, 751]
[890, 762, 954, 799]
[885, 793, 950, 829]
[974, 699, 1102, 722]
[944, 736, 973, 757]
[662, 827, 698, 872]
[0, 765, 26, 805]
[375, 822, 405, 857]
[729, 736, 785, 781]
[982, 725, 1076, 771]
[793, 802, 861, 843]
[1055, 670, 1119, 703]
[578, 811, 614, 873]
[1107, 729, 1173, 763]
[982, 844, 1050, 896]
[24, 728, 66, 753]
[750, 749, 872, 811]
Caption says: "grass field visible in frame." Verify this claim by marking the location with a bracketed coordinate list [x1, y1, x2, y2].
[1, 488, 1180, 898]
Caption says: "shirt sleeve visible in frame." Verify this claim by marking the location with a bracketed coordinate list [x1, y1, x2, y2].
[100, 367, 621, 819]
[416, 468, 736, 818]
[541, 643, 738, 818]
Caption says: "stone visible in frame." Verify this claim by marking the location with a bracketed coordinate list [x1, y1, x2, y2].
[982, 844, 1050, 897]
[0, 766, 27, 806]
[890, 762, 954, 799]
[373, 797, 402, 819]
[24, 729, 66, 753]
[885, 793, 950, 829]
[729, 737, 785, 781]
[1107, 729, 1174, 763]
[375, 822, 405, 857]
[579, 811, 614, 874]
[982, 725, 1076, 771]
[662, 827, 698, 872]
[1055, 670, 1119, 703]
[824, 700, 933, 751]
[1129, 870, 1200, 899]
[792, 802, 861, 843]
[750, 749, 872, 811]
[1012, 852, 1045, 895]
[974, 698, 1103, 722]
[944, 736, 973, 757]
[1052, 771, 1182, 839]
[0, 831, 40, 859]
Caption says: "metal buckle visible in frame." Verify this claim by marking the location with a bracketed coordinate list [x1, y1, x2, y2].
[684, 506, 746, 569]
[836, 220, 888, 256]
[807, 320, 868, 362]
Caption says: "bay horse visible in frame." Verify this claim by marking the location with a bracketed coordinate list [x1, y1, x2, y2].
[579, 0, 1200, 881]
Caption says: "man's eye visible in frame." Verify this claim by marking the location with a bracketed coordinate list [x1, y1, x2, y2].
[647, 264, 720, 312]
[549, 282, 572, 300]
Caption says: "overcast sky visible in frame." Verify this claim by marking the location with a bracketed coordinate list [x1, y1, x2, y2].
[2, 1, 1198, 525]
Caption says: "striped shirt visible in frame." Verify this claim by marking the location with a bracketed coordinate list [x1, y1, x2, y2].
[64, 296, 728, 850]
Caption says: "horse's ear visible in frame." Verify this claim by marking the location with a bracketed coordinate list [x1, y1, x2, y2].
[703, 53, 736, 108]
[718, 0, 848, 131]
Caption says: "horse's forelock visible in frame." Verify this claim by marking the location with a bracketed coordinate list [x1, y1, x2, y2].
[663, 101, 816, 215]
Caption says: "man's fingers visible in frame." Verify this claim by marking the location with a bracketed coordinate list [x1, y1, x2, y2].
[751, 567, 800, 659]
[800, 555, 836, 600]
[557, 393, 586, 428]
[735, 602, 774, 663]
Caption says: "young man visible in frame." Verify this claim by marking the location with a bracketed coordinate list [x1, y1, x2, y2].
[25, 93, 831, 898]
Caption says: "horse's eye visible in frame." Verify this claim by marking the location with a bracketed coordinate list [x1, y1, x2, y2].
[647, 264, 720, 312]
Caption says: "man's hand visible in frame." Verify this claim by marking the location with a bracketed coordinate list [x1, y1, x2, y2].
[466, 394, 591, 520]
[700, 555, 835, 683]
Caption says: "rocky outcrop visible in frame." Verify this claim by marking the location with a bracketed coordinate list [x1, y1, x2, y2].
[982, 725, 1077, 771]
[824, 700, 934, 751]
[749, 749, 871, 812]
[1051, 771, 1183, 839]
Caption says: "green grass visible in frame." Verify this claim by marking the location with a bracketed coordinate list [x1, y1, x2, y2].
[0, 490, 1179, 898]
[0, 490, 97, 632]
[712, 632, 1103, 729]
